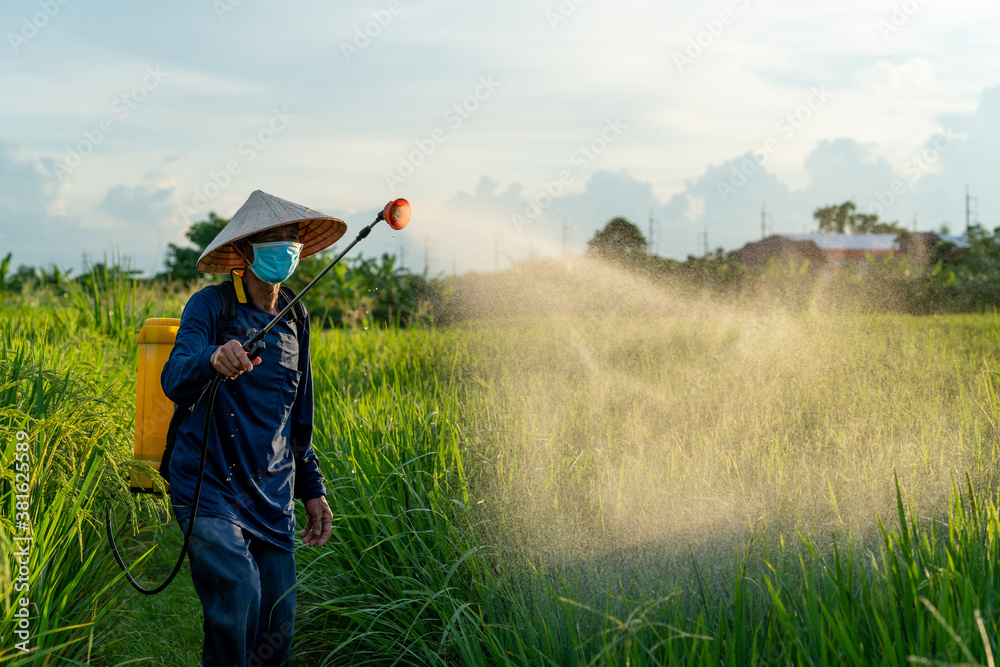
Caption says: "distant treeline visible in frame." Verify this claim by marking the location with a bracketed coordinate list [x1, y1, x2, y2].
[582, 214, 1000, 314]
[5, 205, 1000, 327]
[0, 250, 445, 329]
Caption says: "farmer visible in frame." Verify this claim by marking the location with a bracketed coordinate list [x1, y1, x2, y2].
[161, 190, 346, 666]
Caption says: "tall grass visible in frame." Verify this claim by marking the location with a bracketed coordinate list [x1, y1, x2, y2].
[0, 332, 148, 664]
[5, 265, 1000, 664]
[293, 328, 506, 664]
[0, 280, 180, 665]
[288, 312, 1000, 665]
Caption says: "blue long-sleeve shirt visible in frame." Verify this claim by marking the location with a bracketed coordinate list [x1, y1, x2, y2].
[161, 285, 326, 552]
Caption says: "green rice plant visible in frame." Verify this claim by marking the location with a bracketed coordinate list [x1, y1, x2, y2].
[66, 254, 150, 347]
[427, 310, 1000, 665]
[292, 327, 519, 665]
[0, 305, 166, 665]
[7, 258, 1000, 665]
[744, 475, 1000, 666]
[91, 311, 1000, 665]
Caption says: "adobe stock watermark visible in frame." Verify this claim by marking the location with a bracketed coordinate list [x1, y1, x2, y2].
[180, 107, 295, 217]
[11, 430, 33, 653]
[511, 117, 628, 231]
[246, 620, 294, 667]
[673, 0, 752, 73]
[52, 66, 169, 182]
[876, 0, 928, 39]
[341, 0, 408, 62]
[7, 0, 71, 54]
[716, 85, 833, 202]
[546, 0, 588, 29]
[383, 76, 502, 191]
[867, 128, 956, 217]
[213, 0, 245, 21]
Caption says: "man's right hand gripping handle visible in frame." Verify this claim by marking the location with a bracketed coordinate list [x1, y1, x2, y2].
[210, 339, 262, 380]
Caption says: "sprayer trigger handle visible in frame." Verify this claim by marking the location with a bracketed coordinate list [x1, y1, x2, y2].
[242, 328, 265, 360]
[243, 339, 264, 360]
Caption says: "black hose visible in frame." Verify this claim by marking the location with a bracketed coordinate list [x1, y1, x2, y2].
[105, 373, 222, 595]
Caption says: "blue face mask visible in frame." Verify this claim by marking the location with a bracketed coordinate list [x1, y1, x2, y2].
[248, 241, 302, 284]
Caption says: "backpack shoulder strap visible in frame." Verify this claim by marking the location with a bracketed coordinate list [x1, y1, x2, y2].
[214, 269, 248, 344]
[278, 285, 308, 324]
[159, 407, 186, 486]
[216, 283, 234, 343]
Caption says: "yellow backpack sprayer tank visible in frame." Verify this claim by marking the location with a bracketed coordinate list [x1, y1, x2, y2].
[131, 318, 181, 494]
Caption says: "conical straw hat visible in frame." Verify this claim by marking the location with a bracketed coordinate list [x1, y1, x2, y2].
[197, 190, 347, 273]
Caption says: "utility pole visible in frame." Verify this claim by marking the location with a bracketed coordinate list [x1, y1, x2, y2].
[966, 186, 970, 234]
[423, 235, 429, 277]
[760, 202, 772, 239]
[965, 186, 979, 235]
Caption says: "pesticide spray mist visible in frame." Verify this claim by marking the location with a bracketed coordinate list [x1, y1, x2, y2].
[444, 251, 997, 599]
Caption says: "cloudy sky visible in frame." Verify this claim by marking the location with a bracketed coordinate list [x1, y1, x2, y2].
[3, 0, 999, 276]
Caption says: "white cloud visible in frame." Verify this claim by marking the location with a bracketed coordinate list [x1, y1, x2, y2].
[100, 183, 173, 227]
[2, 0, 999, 273]
[683, 196, 705, 222]
[0, 143, 90, 271]
[858, 59, 937, 93]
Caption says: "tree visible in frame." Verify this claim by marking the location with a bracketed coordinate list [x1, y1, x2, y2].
[813, 201, 903, 234]
[586, 217, 647, 262]
[163, 212, 229, 281]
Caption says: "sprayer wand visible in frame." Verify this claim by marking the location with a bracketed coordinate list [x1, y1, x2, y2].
[241, 198, 410, 361]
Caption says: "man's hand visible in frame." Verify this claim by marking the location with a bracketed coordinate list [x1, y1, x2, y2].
[210, 339, 262, 379]
[300, 496, 333, 547]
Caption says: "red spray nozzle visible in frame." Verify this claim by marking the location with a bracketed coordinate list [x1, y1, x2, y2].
[382, 198, 411, 230]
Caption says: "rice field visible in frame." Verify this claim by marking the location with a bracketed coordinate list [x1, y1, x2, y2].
[4, 263, 1000, 665]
